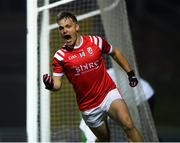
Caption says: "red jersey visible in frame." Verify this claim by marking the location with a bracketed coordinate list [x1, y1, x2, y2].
[52, 35, 116, 111]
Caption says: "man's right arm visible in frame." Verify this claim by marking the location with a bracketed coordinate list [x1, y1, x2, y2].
[43, 74, 63, 91]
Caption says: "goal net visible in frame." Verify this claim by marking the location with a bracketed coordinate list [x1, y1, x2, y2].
[26, 0, 159, 142]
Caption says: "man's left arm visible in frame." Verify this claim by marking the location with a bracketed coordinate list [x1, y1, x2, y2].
[110, 48, 138, 87]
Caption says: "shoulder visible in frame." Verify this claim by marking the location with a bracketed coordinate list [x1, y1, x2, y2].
[82, 35, 103, 42]
[83, 35, 105, 48]
[53, 48, 66, 61]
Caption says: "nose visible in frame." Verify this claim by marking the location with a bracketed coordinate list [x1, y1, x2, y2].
[63, 28, 68, 34]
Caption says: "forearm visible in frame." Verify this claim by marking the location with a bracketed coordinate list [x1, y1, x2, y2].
[110, 48, 138, 87]
[110, 48, 132, 73]
[52, 76, 62, 91]
[43, 74, 63, 91]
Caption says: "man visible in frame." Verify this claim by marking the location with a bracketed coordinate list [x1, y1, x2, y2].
[43, 12, 143, 142]
[79, 77, 155, 143]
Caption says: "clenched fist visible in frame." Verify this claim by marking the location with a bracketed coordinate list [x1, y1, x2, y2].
[127, 70, 138, 87]
[43, 74, 54, 90]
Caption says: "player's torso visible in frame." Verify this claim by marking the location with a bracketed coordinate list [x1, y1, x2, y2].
[58, 36, 116, 110]
[62, 36, 103, 79]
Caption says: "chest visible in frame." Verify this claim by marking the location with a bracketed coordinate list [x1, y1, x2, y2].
[66, 44, 101, 65]
[63, 43, 103, 75]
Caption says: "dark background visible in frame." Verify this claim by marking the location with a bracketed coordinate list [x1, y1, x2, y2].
[126, 0, 180, 141]
[0, 0, 179, 141]
[0, 0, 26, 141]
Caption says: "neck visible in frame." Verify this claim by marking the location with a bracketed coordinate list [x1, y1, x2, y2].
[75, 34, 81, 46]
[74, 35, 83, 49]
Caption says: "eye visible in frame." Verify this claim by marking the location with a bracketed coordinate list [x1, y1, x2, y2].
[66, 25, 71, 28]
[58, 26, 63, 31]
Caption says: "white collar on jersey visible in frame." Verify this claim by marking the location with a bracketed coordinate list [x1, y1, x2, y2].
[74, 36, 83, 49]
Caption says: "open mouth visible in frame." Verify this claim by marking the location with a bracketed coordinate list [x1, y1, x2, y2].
[64, 35, 71, 40]
[63, 35, 75, 47]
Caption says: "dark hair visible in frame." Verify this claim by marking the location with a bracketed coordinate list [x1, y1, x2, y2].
[56, 12, 78, 23]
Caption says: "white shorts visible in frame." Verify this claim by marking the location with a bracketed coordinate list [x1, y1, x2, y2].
[81, 88, 123, 128]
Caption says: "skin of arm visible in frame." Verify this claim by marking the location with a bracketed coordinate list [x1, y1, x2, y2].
[110, 48, 133, 73]
[51, 76, 63, 91]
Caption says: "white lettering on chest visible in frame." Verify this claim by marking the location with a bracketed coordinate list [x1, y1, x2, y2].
[68, 55, 78, 60]
[75, 60, 99, 73]
[79, 51, 86, 57]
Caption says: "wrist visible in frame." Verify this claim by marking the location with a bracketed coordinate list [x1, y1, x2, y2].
[127, 70, 135, 77]
[127, 70, 138, 87]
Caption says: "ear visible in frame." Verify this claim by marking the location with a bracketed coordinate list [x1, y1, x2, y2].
[76, 24, 79, 32]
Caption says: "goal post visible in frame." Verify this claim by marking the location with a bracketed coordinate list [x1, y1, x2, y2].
[39, 0, 50, 141]
[27, 0, 159, 142]
[26, 0, 39, 142]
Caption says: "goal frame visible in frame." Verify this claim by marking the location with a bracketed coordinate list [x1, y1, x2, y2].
[26, 0, 118, 142]
[27, 0, 159, 142]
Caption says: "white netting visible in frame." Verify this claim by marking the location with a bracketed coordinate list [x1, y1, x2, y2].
[35, 0, 159, 141]
[97, 0, 158, 141]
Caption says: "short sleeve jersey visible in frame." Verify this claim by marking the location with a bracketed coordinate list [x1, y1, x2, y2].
[52, 35, 116, 111]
